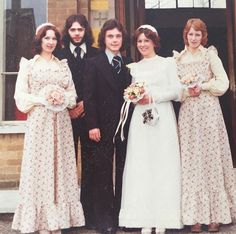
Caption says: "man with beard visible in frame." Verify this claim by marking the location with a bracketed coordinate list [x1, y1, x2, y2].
[56, 14, 98, 228]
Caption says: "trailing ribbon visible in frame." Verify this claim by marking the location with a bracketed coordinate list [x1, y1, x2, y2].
[113, 100, 131, 142]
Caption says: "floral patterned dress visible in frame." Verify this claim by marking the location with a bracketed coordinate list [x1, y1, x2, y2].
[174, 46, 236, 225]
[12, 55, 85, 233]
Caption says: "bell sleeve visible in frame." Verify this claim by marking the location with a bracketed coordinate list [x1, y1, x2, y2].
[14, 57, 46, 113]
[201, 47, 229, 96]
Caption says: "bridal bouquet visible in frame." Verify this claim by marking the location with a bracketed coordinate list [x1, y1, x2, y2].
[39, 84, 69, 112]
[179, 74, 205, 88]
[47, 90, 65, 105]
[124, 82, 145, 103]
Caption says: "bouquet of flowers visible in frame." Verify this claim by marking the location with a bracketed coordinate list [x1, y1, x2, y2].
[47, 90, 65, 105]
[179, 74, 205, 88]
[124, 82, 145, 103]
[39, 84, 69, 112]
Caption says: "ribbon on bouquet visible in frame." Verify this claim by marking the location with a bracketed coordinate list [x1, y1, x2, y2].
[113, 100, 131, 142]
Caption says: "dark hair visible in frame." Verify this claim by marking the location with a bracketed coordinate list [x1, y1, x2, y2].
[62, 14, 94, 47]
[183, 18, 208, 46]
[134, 27, 160, 53]
[32, 25, 61, 55]
[98, 19, 128, 52]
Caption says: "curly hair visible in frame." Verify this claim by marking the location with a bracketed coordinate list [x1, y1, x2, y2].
[183, 18, 208, 46]
[32, 25, 61, 55]
[62, 14, 94, 47]
[98, 19, 128, 52]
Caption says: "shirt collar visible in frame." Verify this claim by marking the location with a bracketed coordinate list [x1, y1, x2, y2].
[105, 49, 122, 64]
[70, 42, 87, 55]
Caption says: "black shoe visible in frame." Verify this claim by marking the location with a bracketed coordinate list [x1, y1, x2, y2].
[101, 227, 116, 234]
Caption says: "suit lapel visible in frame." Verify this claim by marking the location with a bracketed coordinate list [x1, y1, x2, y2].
[99, 53, 121, 91]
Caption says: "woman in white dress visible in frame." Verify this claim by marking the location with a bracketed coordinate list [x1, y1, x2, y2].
[12, 23, 84, 234]
[119, 25, 182, 234]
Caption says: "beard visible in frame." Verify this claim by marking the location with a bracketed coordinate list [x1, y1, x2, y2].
[70, 37, 85, 47]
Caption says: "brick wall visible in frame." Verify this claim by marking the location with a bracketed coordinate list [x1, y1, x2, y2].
[48, 0, 89, 32]
[0, 134, 23, 188]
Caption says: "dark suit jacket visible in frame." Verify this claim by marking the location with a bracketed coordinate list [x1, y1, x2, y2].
[55, 45, 98, 101]
[83, 52, 132, 142]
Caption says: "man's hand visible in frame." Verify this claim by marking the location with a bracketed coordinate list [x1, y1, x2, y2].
[69, 101, 85, 119]
[89, 128, 101, 142]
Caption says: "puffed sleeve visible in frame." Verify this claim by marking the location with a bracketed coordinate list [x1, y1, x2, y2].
[60, 59, 77, 109]
[201, 47, 229, 96]
[153, 57, 182, 103]
[14, 57, 46, 113]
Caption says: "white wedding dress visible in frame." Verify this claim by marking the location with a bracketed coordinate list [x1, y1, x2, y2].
[119, 55, 182, 229]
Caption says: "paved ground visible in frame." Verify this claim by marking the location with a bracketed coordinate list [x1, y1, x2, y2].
[1, 214, 236, 234]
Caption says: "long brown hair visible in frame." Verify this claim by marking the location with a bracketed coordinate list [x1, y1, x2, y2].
[32, 25, 61, 55]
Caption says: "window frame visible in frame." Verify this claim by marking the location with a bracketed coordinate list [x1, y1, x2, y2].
[0, 1, 47, 133]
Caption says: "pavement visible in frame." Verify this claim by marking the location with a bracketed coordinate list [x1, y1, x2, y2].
[1, 213, 236, 234]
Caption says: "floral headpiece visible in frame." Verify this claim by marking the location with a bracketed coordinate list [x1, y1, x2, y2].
[35, 22, 55, 35]
[138, 24, 158, 36]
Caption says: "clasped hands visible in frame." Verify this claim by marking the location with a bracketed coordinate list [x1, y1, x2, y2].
[188, 85, 201, 97]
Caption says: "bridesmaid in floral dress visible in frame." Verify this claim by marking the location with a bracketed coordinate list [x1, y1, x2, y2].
[174, 18, 236, 233]
[12, 23, 84, 234]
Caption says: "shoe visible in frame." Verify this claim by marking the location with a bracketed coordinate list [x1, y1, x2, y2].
[101, 227, 116, 234]
[141, 227, 152, 234]
[155, 227, 166, 233]
[191, 223, 202, 233]
[208, 223, 220, 232]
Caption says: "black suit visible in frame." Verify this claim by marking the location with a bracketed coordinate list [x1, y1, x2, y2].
[83, 52, 132, 230]
[55, 45, 99, 227]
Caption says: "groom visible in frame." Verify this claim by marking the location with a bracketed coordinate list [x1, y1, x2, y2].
[83, 19, 132, 234]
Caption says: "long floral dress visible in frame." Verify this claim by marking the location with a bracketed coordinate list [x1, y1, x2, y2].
[174, 46, 236, 225]
[12, 55, 85, 233]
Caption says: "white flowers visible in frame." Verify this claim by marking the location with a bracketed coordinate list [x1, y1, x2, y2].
[179, 74, 205, 88]
[124, 82, 145, 103]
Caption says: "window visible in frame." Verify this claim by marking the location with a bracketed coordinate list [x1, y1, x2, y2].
[1, 0, 47, 122]
[145, 0, 226, 9]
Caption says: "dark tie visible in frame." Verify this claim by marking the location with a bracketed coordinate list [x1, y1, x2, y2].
[112, 56, 122, 74]
[75, 46, 82, 61]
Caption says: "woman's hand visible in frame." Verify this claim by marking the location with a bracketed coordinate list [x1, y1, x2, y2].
[188, 85, 201, 97]
[138, 94, 152, 105]
[89, 128, 101, 142]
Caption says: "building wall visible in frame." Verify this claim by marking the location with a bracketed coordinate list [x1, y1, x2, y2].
[0, 134, 23, 188]
[48, 0, 89, 32]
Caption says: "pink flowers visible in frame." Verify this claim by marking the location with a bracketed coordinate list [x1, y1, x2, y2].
[46, 90, 65, 105]
[179, 74, 205, 88]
